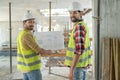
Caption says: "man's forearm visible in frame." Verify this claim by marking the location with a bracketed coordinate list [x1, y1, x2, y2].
[70, 54, 80, 71]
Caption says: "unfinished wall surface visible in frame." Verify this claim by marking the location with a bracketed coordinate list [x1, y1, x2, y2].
[95, 0, 120, 80]
[0, 21, 22, 47]
[100, 0, 120, 38]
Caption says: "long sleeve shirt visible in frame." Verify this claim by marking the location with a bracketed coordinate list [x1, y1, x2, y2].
[21, 30, 42, 54]
[74, 23, 86, 55]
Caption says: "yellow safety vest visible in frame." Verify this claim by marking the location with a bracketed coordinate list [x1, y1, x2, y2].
[64, 21, 92, 67]
[17, 30, 41, 72]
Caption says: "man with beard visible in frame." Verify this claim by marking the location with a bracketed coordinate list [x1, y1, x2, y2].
[64, 2, 92, 80]
[17, 10, 51, 80]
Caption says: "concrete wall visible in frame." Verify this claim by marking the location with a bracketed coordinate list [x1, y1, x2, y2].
[93, 0, 120, 80]
[100, 0, 120, 38]
[0, 21, 22, 47]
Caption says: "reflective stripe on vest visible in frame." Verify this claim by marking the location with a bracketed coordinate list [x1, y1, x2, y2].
[65, 54, 91, 62]
[66, 47, 91, 62]
[18, 60, 41, 66]
[18, 53, 39, 58]
[17, 53, 41, 66]
[67, 47, 75, 52]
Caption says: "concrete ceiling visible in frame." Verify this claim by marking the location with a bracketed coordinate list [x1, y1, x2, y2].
[0, 0, 92, 24]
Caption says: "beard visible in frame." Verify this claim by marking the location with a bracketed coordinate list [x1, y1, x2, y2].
[29, 26, 34, 30]
[71, 17, 81, 23]
[25, 25, 34, 30]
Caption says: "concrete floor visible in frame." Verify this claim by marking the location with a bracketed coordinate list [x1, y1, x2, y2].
[0, 56, 94, 80]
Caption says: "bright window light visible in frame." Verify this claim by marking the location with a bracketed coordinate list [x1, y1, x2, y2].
[40, 9, 69, 17]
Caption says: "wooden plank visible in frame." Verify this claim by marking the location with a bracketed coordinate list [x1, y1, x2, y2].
[118, 39, 120, 80]
[113, 38, 116, 80]
[42, 53, 66, 57]
[105, 38, 110, 80]
[110, 38, 113, 80]
[108, 38, 110, 80]
[115, 38, 120, 80]
[112, 38, 115, 80]
[101, 38, 110, 80]
[101, 38, 105, 80]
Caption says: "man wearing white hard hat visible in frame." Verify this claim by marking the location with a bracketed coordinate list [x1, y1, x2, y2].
[17, 10, 52, 80]
[64, 2, 92, 80]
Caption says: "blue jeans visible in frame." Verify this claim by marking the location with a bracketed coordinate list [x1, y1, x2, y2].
[74, 68, 86, 80]
[23, 69, 42, 80]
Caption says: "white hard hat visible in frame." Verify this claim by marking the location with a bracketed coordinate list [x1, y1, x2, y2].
[22, 10, 35, 21]
[68, 2, 83, 11]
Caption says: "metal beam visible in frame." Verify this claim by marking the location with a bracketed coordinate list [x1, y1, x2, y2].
[49, 1, 52, 31]
[9, 2, 12, 73]
[97, 0, 101, 80]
